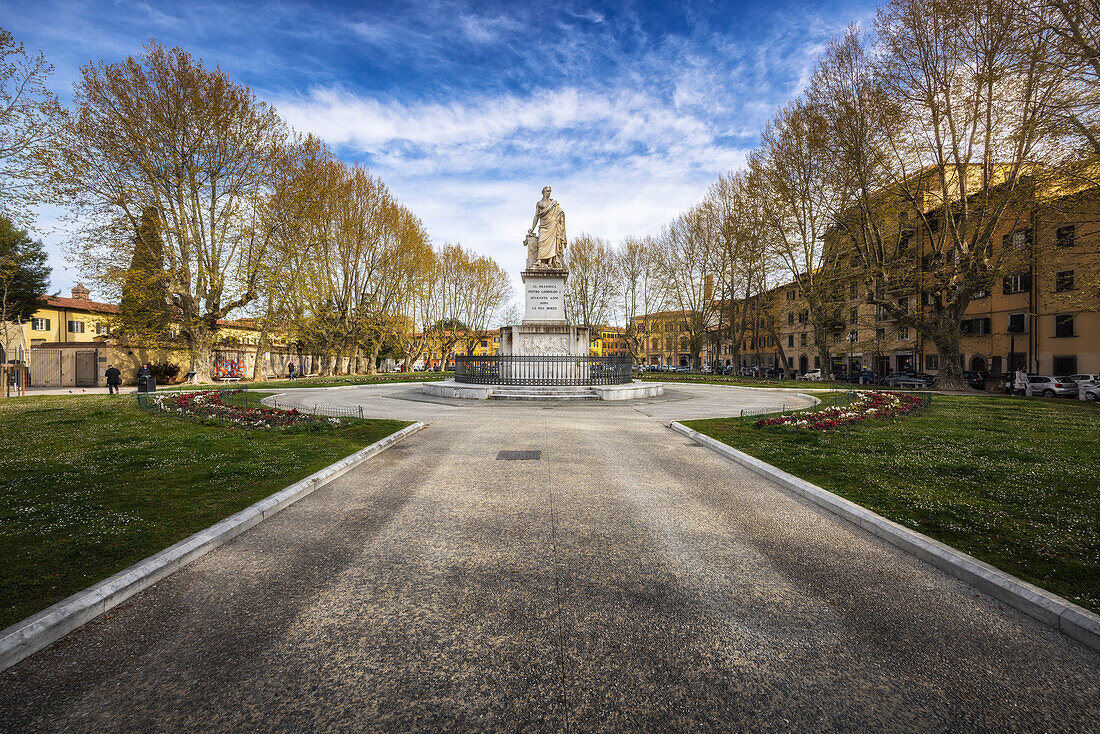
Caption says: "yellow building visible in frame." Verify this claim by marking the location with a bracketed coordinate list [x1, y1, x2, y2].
[631, 311, 693, 367]
[2, 285, 281, 386]
[590, 326, 629, 357]
[412, 330, 501, 369]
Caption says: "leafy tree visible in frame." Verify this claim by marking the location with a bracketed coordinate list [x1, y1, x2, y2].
[54, 42, 288, 381]
[117, 205, 172, 345]
[0, 28, 60, 226]
[0, 215, 50, 359]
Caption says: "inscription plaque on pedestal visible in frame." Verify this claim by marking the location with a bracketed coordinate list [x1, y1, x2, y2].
[523, 271, 566, 323]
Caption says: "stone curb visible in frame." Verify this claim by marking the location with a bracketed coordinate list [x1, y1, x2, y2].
[670, 421, 1100, 654]
[0, 421, 425, 673]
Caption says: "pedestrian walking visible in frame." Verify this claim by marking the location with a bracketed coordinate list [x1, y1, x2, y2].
[287, 362, 296, 380]
[105, 364, 121, 394]
[1014, 367, 1028, 396]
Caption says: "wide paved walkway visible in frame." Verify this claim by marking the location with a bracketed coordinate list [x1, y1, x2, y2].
[2, 384, 1098, 732]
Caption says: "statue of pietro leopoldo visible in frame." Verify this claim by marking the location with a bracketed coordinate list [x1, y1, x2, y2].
[526, 186, 566, 270]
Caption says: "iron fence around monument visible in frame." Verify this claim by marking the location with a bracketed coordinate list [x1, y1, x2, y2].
[454, 355, 633, 386]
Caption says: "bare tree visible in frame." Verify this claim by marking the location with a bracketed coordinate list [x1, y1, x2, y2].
[614, 235, 666, 363]
[564, 233, 620, 335]
[753, 100, 842, 377]
[812, 0, 1067, 387]
[657, 204, 719, 369]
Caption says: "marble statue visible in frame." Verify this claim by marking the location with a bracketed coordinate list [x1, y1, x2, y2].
[527, 186, 566, 269]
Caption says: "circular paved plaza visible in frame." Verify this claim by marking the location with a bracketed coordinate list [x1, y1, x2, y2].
[2, 383, 1098, 732]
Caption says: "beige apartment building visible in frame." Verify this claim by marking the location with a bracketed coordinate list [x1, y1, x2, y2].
[686, 183, 1099, 381]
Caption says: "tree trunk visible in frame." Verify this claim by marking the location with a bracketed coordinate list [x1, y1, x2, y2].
[252, 330, 270, 381]
[368, 343, 381, 374]
[182, 325, 214, 383]
[931, 333, 965, 390]
[189, 342, 214, 383]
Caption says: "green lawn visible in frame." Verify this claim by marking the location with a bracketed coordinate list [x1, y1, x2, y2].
[685, 394, 1100, 613]
[0, 395, 410, 629]
[165, 371, 454, 391]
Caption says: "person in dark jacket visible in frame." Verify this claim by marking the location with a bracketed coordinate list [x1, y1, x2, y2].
[105, 364, 122, 394]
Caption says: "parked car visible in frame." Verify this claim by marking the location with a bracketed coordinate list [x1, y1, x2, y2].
[796, 369, 823, 381]
[963, 370, 989, 391]
[675, 365, 691, 373]
[846, 370, 881, 384]
[1069, 374, 1100, 390]
[1083, 383, 1100, 402]
[1026, 375, 1079, 398]
[721, 365, 735, 375]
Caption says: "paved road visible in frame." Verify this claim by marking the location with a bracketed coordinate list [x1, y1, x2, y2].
[2, 383, 1098, 732]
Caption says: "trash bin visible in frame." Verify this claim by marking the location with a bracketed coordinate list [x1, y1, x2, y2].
[137, 375, 156, 393]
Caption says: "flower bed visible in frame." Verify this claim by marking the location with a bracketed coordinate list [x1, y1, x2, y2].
[142, 390, 343, 430]
[756, 391, 926, 431]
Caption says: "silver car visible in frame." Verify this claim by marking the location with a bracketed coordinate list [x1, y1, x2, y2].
[1083, 383, 1100, 402]
[1069, 374, 1100, 390]
[1026, 375, 1079, 398]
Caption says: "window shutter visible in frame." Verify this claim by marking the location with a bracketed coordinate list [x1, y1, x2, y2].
[45, 318, 50, 330]
[1022, 274, 1032, 292]
[1002, 277, 1011, 295]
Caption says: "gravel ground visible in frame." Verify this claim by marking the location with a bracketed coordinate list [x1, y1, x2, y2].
[2, 383, 1097, 732]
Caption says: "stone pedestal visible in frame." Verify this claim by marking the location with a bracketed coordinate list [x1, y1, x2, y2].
[502, 267, 588, 358]
[521, 268, 567, 324]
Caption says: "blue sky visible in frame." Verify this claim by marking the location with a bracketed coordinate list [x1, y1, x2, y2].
[3, 0, 876, 296]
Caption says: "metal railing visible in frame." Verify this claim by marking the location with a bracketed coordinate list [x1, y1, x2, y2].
[454, 355, 633, 386]
[268, 394, 365, 419]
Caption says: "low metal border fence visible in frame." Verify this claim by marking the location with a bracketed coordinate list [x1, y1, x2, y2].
[454, 355, 632, 386]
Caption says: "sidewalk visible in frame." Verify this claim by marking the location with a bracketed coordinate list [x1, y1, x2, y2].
[20, 387, 138, 396]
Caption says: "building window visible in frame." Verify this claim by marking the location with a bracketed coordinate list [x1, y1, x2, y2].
[960, 317, 991, 336]
[973, 287, 989, 299]
[480, 339, 488, 348]
[31, 317, 50, 331]
[848, 330, 859, 343]
[1002, 228, 1032, 250]
[897, 296, 909, 313]
[1055, 225, 1075, 248]
[787, 334, 794, 348]
[848, 306, 858, 325]
[786, 289, 797, 301]
[897, 326, 909, 340]
[787, 312, 794, 326]
[1053, 355, 1077, 375]
[1054, 314, 1075, 338]
[798, 310, 808, 324]
[832, 332, 841, 345]
[1003, 272, 1031, 294]
[1055, 270, 1074, 292]
[849, 281, 858, 298]
[67, 320, 85, 333]
[800, 333, 807, 346]
[875, 327, 886, 340]
[925, 354, 940, 370]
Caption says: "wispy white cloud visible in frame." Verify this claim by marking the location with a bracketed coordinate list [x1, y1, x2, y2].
[6, 0, 880, 295]
[276, 82, 747, 292]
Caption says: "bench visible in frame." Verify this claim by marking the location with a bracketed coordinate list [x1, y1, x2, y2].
[215, 376, 241, 383]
